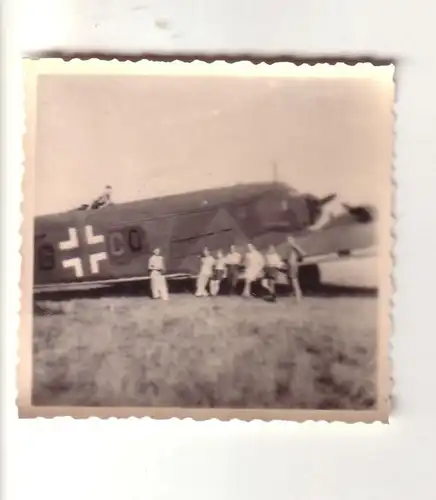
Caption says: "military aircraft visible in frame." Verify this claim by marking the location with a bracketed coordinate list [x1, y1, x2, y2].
[33, 181, 378, 296]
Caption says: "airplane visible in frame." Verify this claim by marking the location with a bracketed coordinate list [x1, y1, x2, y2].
[33, 181, 378, 297]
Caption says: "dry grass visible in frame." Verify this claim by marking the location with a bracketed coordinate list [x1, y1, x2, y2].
[33, 294, 377, 410]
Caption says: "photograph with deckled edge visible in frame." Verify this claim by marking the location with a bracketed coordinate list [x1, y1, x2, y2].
[18, 59, 394, 421]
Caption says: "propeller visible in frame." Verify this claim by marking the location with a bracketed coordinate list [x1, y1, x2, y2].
[318, 193, 337, 206]
[341, 203, 375, 223]
[304, 192, 376, 230]
[304, 192, 337, 227]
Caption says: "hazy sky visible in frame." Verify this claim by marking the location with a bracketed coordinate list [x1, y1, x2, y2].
[34, 71, 394, 215]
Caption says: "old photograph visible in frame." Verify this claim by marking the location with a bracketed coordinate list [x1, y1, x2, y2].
[19, 59, 394, 421]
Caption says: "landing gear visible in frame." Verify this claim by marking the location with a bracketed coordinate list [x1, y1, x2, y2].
[298, 264, 321, 293]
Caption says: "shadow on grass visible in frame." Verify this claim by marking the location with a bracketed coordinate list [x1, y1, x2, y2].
[34, 279, 377, 303]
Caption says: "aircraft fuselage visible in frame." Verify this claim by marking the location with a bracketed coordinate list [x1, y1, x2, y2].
[33, 182, 377, 289]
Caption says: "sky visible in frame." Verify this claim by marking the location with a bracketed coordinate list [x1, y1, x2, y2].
[34, 69, 394, 216]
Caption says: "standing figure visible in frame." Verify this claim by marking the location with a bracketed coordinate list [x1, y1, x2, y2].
[285, 236, 306, 303]
[195, 247, 215, 297]
[242, 243, 265, 298]
[148, 247, 169, 301]
[210, 249, 227, 296]
[262, 244, 284, 299]
[225, 244, 242, 294]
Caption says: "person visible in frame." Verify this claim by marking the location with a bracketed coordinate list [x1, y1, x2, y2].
[89, 185, 113, 210]
[148, 247, 169, 301]
[262, 244, 284, 300]
[242, 243, 265, 298]
[284, 236, 306, 303]
[195, 247, 215, 297]
[210, 249, 227, 296]
[225, 244, 242, 294]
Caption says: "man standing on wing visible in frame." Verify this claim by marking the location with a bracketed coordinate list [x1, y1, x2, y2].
[148, 247, 169, 301]
[284, 236, 306, 303]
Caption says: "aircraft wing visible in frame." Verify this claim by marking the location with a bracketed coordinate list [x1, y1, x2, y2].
[33, 273, 193, 295]
[298, 245, 377, 266]
[277, 217, 378, 267]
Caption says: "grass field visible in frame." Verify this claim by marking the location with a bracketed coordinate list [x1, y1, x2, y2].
[33, 291, 378, 410]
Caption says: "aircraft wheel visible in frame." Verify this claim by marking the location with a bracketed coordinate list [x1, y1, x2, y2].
[298, 264, 321, 292]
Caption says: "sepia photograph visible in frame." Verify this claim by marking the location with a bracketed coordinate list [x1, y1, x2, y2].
[19, 59, 394, 421]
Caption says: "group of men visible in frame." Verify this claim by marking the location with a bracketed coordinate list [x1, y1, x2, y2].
[147, 236, 306, 303]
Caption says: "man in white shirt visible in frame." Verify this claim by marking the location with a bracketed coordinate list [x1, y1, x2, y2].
[262, 244, 285, 299]
[148, 247, 169, 301]
[195, 247, 215, 297]
[225, 244, 242, 294]
[242, 243, 265, 298]
[210, 249, 227, 296]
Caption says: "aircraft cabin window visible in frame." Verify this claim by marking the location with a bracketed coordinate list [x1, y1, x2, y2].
[37, 244, 55, 271]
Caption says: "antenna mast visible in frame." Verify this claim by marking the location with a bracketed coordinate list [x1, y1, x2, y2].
[272, 161, 278, 184]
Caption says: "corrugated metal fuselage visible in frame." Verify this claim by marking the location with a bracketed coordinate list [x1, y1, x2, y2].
[33, 182, 377, 287]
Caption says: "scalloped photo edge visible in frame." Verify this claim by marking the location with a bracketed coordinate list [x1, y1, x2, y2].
[17, 57, 395, 424]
